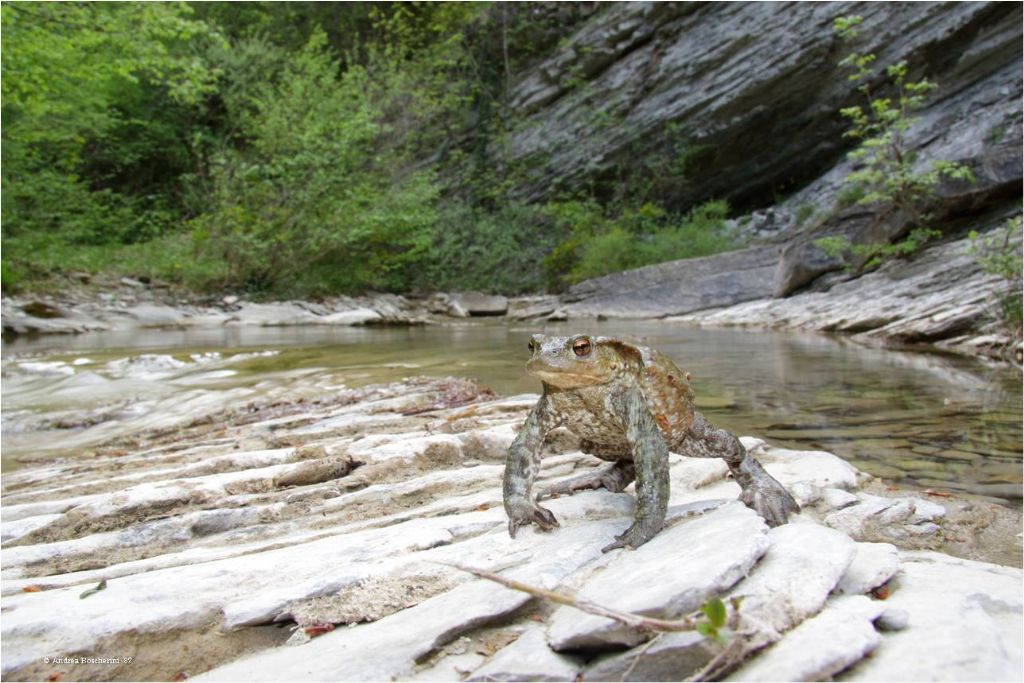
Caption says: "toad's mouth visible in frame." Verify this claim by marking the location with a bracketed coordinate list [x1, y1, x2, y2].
[528, 366, 606, 388]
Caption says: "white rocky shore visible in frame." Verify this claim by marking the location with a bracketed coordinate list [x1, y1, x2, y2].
[1, 377, 1020, 682]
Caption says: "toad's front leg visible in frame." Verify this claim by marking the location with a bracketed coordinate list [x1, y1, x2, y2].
[601, 385, 669, 552]
[503, 399, 560, 538]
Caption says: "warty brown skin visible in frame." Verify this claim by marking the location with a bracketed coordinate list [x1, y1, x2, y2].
[503, 334, 800, 551]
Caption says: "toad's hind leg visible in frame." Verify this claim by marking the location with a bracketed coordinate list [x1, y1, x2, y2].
[681, 412, 799, 527]
[537, 460, 635, 500]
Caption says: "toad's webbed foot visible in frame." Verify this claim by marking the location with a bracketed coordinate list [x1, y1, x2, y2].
[732, 456, 799, 527]
[601, 519, 662, 553]
[505, 497, 560, 538]
[537, 462, 635, 500]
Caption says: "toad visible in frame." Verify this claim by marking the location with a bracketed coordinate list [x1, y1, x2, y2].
[503, 334, 799, 551]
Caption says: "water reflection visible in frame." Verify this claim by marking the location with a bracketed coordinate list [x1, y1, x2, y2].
[3, 320, 1021, 500]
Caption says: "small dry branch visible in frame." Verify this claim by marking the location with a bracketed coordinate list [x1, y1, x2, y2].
[444, 562, 697, 634]
[444, 562, 771, 682]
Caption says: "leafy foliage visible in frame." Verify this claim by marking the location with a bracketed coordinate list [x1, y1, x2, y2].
[556, 199, 741, 284]
[695, 597, 734, 645]
[816, 15, 975, 272]
[190, 30, 439, 295]
[969, 216, 1023, 333]
[423, 203, 567, 294]
[2, 3, 218, 245]
[0, 3, 747, 296]
[817, 228, 942, 271]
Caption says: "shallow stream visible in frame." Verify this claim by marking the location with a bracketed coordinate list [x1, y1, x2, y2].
[2, 320, 1021, 501]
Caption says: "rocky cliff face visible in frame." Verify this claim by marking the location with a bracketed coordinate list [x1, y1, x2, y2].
[505, 1, 1022, 358]
[499, 1, 1022, 212]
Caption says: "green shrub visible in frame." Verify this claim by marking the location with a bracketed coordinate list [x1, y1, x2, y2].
[814, 228, 942, 272]
[560, 199, 741, 283]
[190, 30, 439, 296]
[816, 15, 977, 272]
[1, 231, 228, 293]
[969, 216, 1023, 333]
[423, 202, 567, 294]
[1, 3, 217, 248]
[794, 203, 816, 227]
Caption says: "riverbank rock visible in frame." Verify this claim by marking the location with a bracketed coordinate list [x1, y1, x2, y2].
[507, 295, 560, 320]
[448, 291, 509, 317]
[1, 379, 1020, 682]
[1, 287, 431, 339]
[672, 221, 1022, 360]
[561, 246, 779, 319]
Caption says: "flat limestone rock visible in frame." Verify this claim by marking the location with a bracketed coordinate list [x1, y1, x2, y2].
[836, 542, 901, 595]
[729, 595, 885, 681]
[547, 503, 769, 651]
[317, 308, 382, 325]
[562, 246, 779, 319]
[198, 579, 532, 682]
[728, 521, 857, 637]
[197, 517, 627, 682]
[842, 551, 1023, 682]
[1, 379, 1017, 682]
[583, 519, 857, 681]
[227, 303, 321, 326]
[467, 627, 583, 682]
[822, 487, 859, 510]
[667, 441, 860, 511]
[824, 494, 944, 542]
[585, 631, 714, 682]
[121, 303, 190, 327]
[449, 291, 509, 316]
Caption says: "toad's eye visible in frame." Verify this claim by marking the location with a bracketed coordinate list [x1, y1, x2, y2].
[527, 340, 536, 353]
[572, 339, 592, 357]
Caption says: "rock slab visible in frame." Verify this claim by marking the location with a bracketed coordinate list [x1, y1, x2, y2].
[546, 503, 769, 650]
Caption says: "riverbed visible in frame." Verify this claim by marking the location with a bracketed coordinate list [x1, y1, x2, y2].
[2, 320, 1020, 501]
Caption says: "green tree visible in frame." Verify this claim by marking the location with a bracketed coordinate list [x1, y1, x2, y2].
[816, 15, 974, 271]
[2, 3, 218, 246]
[192, 30, 438, 294]
[969, 215, 1023, 337]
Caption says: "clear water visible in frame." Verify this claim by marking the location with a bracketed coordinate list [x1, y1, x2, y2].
[2, 320, 1021, 501]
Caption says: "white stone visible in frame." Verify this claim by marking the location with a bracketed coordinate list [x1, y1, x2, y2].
[875, 607, 910, 631]
[843, 551, 1023, 681]
[825, 494, 945, 542]
[824, 497, 911, 537]
[730, 595, 884, 681]
[546, 503, 770, 650]
[728, 521, 856, 636]
[1, 375, 1018, 683]
[585, 631, 713, 681]
[122, 304, 188, 327]
[449, 292, 508, 316]
[821, 486, 859, 510]
[0, 514, 63, 545]
[198, 516, 629, 681]
[468, 627, 583, 682]
[837, 542, 901, 595]
[318, 308, 382, 325]
[667, 444, 860, 510]
[228, 303, 320, 326]
[788, 481, 821, 507]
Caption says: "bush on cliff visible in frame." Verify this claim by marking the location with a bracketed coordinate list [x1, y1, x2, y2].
[814, 15, 975, 272]
[555, 199, 741, 284]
